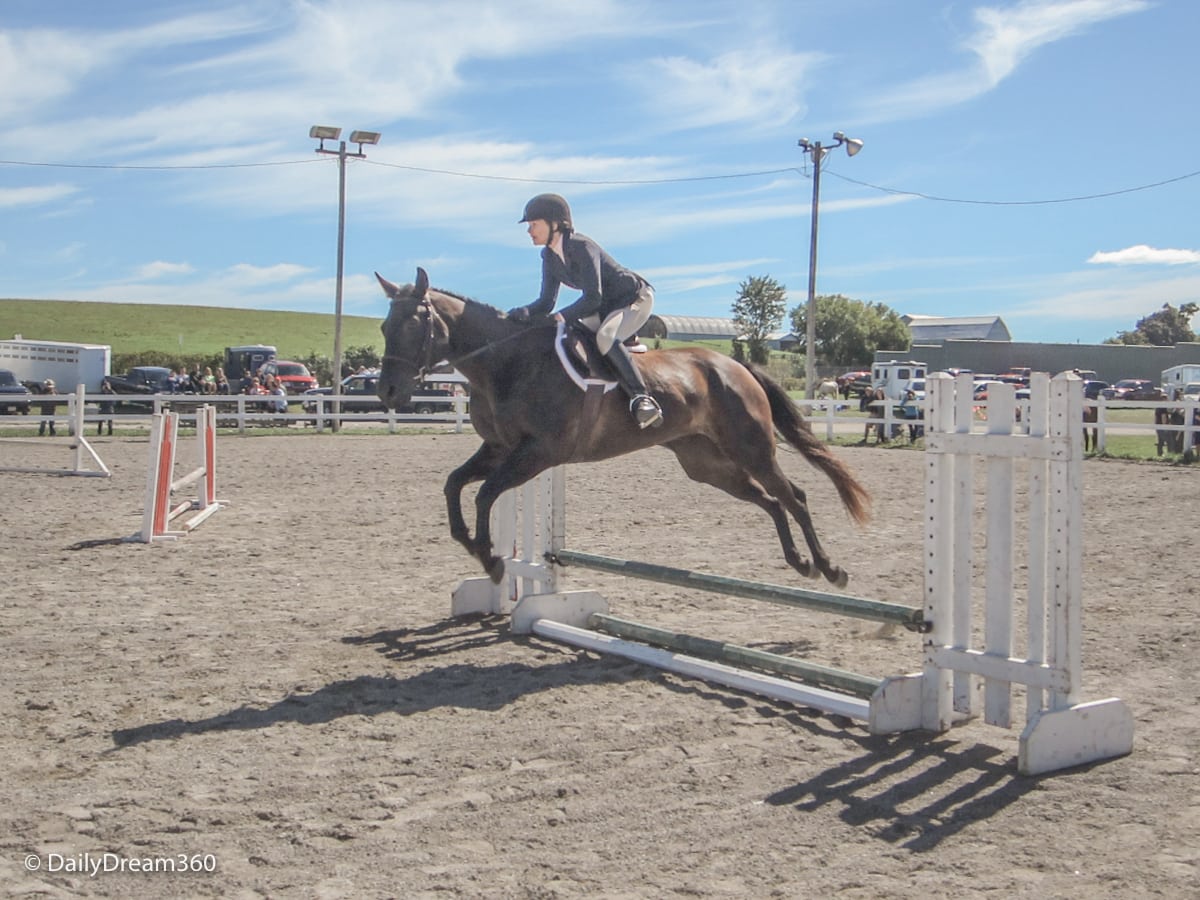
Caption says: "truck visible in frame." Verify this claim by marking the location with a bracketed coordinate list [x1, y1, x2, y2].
[1161, 364, 1200, 400]
[871, 360, 928, 401]
[224, 344, 277, 392]
[0, 338, 111, 392]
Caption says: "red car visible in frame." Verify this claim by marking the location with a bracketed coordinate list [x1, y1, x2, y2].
[258, 360, 318, 394]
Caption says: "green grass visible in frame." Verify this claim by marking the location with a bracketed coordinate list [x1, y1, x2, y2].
[0, 298, 385, 359]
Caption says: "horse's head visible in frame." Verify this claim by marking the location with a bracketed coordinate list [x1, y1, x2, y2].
[376, 267, 450, 410]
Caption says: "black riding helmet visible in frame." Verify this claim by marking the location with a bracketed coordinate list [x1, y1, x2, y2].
[519, 193, 572, 231]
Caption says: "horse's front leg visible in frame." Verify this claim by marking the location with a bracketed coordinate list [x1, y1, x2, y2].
[471, 439, 554, 583]
[444, 443, 505, 554]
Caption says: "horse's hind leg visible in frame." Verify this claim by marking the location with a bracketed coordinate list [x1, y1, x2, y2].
[667, 435, 824, 582]
[675, 425, 852, 587]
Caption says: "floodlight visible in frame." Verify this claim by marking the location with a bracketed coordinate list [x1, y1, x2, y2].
[309, 125, 342, 141]
[349, 130, 381, 146]
[844, 137, 864, 157]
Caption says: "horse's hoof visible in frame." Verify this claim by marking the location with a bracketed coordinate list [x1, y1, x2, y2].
[485, 556, 506, 584]
[828, 568, 849, 589]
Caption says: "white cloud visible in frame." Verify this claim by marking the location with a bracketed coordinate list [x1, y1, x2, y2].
[855, 0, 1149, 122]
[1088, 245, 1200, 266]
[134, 261, 195, 280]
[643, 48, 826, 131]
[0, 184, 80, 208]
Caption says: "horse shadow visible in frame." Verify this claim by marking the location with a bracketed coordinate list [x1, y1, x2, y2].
[109, 616, 632, 749]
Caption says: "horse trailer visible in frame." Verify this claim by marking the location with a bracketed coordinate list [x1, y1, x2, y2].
[0, 338, 111, 391]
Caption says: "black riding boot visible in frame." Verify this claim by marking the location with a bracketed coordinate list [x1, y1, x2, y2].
[604, 343, 663, 429]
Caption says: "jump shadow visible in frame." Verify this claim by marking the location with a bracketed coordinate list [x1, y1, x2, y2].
[112, 614, 1058, 852]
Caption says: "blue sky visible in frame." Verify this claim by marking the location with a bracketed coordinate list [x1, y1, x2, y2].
[1, 0, 1196, 346]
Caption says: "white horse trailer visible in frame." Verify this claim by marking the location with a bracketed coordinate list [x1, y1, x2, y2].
[0, 338, 111, 391]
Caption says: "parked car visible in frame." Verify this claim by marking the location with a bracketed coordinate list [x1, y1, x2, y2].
[106, 366, 177, 396]
[1179, 382, 1200, 401]
[302, 372, 457, 424]
[835, 370, 872, 397]
[1102, 379, 1161, 401]
[1082, 380, 1110, 400]
[0, 368, 32, 415]
[257, 360, 318, 394]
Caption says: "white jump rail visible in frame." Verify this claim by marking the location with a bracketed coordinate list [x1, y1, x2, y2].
[453, 372, 1133, 776]
[0, 384, 110, 478]
[134, 405, 221, 542]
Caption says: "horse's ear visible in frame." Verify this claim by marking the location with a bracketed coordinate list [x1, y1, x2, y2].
[415, 267, 429, 296]
[375, 272, 400, 298]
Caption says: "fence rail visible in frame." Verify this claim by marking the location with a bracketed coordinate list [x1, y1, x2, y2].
[0, 390, 471, 434]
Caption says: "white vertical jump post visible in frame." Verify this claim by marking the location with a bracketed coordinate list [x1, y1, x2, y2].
[136, 405, 221, 542]
[0, 384, 110, 477]
[457, 372, 1133, 776]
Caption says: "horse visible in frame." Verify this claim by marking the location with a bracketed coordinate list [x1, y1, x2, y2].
[1082, 404, 1099, 453]
[375, 268, 870, 588]
[1154, 407, 1184, 456]
[815, 380, 839, 401]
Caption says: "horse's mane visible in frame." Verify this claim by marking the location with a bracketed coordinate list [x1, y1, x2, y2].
[431, 285, 506, 318]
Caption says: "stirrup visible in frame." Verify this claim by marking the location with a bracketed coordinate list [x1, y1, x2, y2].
[624, 336, 648, 354]
[630, 394, 663, 429]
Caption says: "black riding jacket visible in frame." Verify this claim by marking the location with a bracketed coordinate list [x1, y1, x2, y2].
[526, 232, 649, 323]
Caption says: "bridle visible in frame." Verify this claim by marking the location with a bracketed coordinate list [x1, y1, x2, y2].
[382, 294, 443, 379]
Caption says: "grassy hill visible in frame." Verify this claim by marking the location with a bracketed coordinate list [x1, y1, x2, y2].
[0, 298, 385, 359]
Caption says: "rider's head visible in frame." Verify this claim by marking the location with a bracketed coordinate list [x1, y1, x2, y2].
[520, 193, 573, 242]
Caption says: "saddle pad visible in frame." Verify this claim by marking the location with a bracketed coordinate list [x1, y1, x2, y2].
[554, 321, 618, 394]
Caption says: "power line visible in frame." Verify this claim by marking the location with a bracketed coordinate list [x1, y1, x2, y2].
[825, 167, 1200, 205]
[1, 154, 1197, 203]
[0, 158, 324, 171]
[362, 157, 799, 184]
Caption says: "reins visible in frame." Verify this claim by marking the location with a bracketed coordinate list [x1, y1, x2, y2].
[384, 293, 549, 377]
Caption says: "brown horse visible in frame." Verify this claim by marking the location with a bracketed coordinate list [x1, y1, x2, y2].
[375, 268, 869, 588]
[1082, 404, 1099, 453]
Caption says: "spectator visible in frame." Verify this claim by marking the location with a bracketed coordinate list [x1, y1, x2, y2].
[37, 379, 57, 436]
[97, 378, 115, 436]
[202, 366, 218, 394]
[215, 367, 229, 393]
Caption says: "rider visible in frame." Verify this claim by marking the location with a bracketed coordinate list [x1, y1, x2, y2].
[507, 193, 663, 429]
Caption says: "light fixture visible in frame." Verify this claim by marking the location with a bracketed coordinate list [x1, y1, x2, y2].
[348, 130, 381, 146]
[309, 125, 342, 148]
[797, 132, 864, 399]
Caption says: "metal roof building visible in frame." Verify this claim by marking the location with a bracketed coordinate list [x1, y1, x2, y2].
[902, 315, 1011, 343]
[640, 315, 739, 341]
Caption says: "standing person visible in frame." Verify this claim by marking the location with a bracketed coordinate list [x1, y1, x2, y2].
[507, 193, 663, 429]
[97, 378, 115, 436]
[37, 379, 57, 436]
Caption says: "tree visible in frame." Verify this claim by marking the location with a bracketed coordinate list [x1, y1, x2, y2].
[731, 276, 787, 365]
[790, 294, 910, 368]
[1106, 302, 1198, 346]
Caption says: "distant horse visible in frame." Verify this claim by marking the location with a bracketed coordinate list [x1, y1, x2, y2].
[816, 380, 839, 401]
[1155, 407, 1184, 456]
[375, 268, 870, 587]
[1082, 404, 1099, 453]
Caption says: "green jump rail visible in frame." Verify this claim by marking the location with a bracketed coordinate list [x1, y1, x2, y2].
[551, 548, 928, 633]
[589, 614, 883, 700]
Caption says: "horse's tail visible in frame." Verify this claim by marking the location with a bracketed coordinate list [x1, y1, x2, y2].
[743, 362, 871, 525]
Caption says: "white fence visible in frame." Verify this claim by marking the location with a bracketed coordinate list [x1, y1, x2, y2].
[0, 391, 472, 434]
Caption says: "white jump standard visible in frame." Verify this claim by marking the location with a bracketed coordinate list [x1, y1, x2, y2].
[455, 373, 1133, 776]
